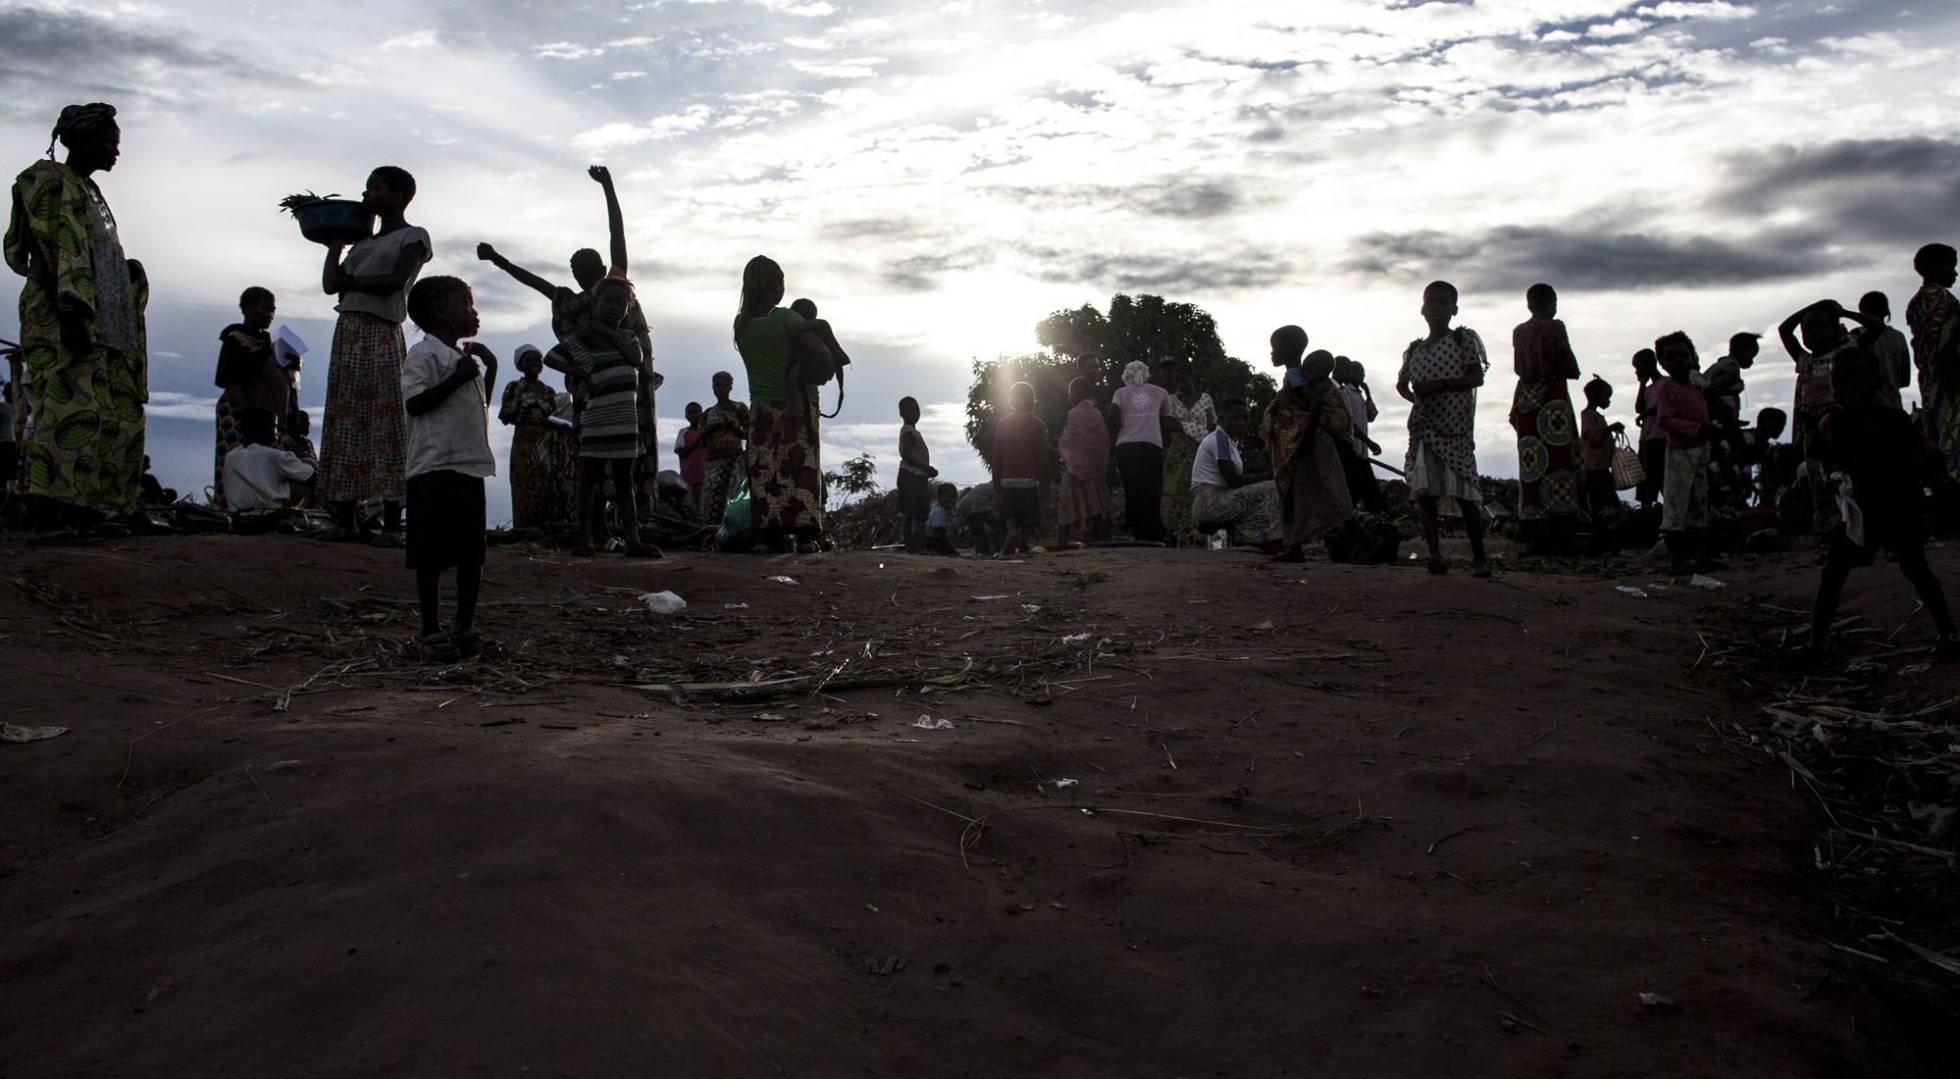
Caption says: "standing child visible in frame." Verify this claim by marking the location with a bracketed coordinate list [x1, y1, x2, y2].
[991, 381, 1051, 557]
[896, 396, 937, 551]
[1056, 377, 1114, 547]
[675, 401, 708, 520]
[546, 275, 659, 558]
[1652, 331, 1718, 575]
[400, 276, 497, 659]
[1335, 358, 1386, 513]
[1578, 376, 1619, 520]
[1905, 243, 1958, 484]
[1806, 355, 1957, 662]
[1779, 298, 1861, 531]
[1265, 350, 1356, 563]
[702, 371, 751, 529]
[1631, 348, 1665, 507]
[1397, 281, 1490, 577]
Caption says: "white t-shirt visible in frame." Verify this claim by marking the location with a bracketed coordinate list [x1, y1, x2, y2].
[401, 336, 496, 480]
[223, 442, 315, 512]
[1190, 427, 1238, 489]
[335, 226, 431, 324]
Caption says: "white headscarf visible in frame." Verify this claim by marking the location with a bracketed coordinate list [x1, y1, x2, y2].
[1121, 360, 1151, 387]
[516, 343, 543, 366]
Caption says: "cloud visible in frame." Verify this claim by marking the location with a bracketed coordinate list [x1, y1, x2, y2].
[1028, 247, 1296, 292]
[882, 247, 996, 291]
[1719, 136, 1960, 245]
[1343, 223, 1829, 293]
[0, 3, 294, 117]
[982, 177, 1246, 219]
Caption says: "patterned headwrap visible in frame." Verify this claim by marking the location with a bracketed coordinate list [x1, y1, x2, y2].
[1121, 360, 1151, 387]
[48, 102, 118, 158]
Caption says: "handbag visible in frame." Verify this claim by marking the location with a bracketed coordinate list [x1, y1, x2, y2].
[1610, 431, 1646, 491]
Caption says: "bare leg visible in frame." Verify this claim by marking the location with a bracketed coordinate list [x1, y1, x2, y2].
[1418, 496, 1445, 573]
[416, 566, 442, 637]
[454, 563, 481, 649]
[1894, 546, 1958, 642]
[1460, 498, 1488, 577]
[1808, 549, 1855, 653]
[614, 459, 655, 555]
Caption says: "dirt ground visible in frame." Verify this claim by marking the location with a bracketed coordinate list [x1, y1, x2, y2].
[2, 533, 1954, 1077]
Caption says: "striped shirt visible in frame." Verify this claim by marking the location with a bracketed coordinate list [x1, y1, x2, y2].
[550, 335, 641, 460]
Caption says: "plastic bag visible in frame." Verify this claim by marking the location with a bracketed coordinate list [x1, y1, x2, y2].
[716, 475, 753, 552]
[642, 591, 687, 615]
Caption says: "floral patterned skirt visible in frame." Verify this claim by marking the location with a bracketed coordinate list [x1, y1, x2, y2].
[747, 398, 823, 534]
[1513, 380, 1580, 520]
[320, 312, 407, 504]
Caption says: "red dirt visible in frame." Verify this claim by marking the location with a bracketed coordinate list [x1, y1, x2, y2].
[1, 535, 1949, 1077]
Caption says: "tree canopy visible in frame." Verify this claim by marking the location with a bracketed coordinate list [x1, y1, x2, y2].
[965, 293, 1276, 465]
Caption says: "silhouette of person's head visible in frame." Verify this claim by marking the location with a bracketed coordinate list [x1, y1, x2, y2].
[290, 408, 311, 436]
[1421, 281, 1458, 330]
[1799, 303, 1844, 353]
[1858, 290, 1891, 323]
[713, 370, 735, 399]
[364, 166, 416, 217]
[1755, 407, 1787, 441]
[1269, 325, 1307, 368]
[899, 395, 920, 425]
[1525, 282, 1556, 318]
[49, 103, 120, 174]
[1302, 350, 1336, 383]
[516, 345, 544, 378]
[1583, 375, 1612, 409]
[1219, 397, 1252, 439]
[1631, 348, 1658, 381]
[406, 275, 476, 338]
[592, 276, 635, 329]
[1008, 380, 1036, 412]
[1655, 331, 1698, 379]
[1068, 376, 1094, 406]
[239, 287, 275, 332]
[790, 298, 818, 320]
[1727, 332, 1760, 367]
[735, 256, 786, 342]
[1913, 243, 1957, 288]
[238, 407, 278, 446]
[570, 248, 607, 291]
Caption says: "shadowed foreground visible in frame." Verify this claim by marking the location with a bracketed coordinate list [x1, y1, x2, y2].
[2, 536, 1949, 1077]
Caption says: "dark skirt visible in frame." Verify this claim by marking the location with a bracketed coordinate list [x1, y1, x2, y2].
[1636, 438, 1665, 505]
[1114, 441, 1165, 541]
[406, 469, 487, 570]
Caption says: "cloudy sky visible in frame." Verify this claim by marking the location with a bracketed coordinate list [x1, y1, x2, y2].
[3, 0, 1957, 521]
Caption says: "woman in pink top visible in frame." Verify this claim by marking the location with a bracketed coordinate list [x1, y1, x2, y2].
[1108, 360, 1174, 542]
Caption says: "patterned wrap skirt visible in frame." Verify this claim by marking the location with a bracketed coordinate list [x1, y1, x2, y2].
[320, 311, 407, 503]
[1160, 433, 1200, 542]
[1288, 428, 1357, 544]
[748, 397, 823, 534]
[1512, 380, 1581, 520]
[509, 423, 576, 528]
[1191, 480, 1282, 546]
[213, 391, 239, 509]
[1058, 471, 1114, 527]
[705, 454, 745, 530]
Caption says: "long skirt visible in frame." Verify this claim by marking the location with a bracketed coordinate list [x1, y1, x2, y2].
[1114, 441, 1165, 541]
[1160, 433, 1200, 544]
[509, 423, 574, 529]
[748, 398, 823, 534]
[213, 391, 239, 510]
[1288, 429, 1356, 545]
[320, 311, 407, 504]
[704, 455, 744, 530]
[1512, 380, 1581, 520]
[19, 345, 146, 514]
[1192, 480, 1282, 545]
[1058, 471, 1114, 527]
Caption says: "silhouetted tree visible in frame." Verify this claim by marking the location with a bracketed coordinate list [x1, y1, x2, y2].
[966, 294, 1274, 466]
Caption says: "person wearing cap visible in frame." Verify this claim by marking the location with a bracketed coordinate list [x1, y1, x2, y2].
[4, 102, 148, 523]
[497, 343, 565, 529]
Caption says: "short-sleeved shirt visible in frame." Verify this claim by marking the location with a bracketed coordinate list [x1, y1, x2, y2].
[1579, 408, 1613, 470]
[1190, 427, 1239, 488]
[735, 307, 807, 405]
[927, 503, 951, 531]
[214, 323, 290, 419]
[1869, 326, 1910, 410]
[223, 443, 315, 512]
[400, 336, 495, 479]
[1653, 378, 1711, 450]
[1793, 342, 1849, 415]
[335, 226, 431, 324]
[993, 409, 1051, 482]
[1111, 383, 1172, 447]
[704, 399, 751, 459]
[1340, 384, 1370, 447]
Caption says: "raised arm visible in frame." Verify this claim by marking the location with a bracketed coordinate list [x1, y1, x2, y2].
[477, 243, 559, 301]
[590, 166, 627, 276]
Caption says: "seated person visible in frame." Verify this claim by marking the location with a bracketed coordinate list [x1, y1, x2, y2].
[222, 407, 316, 514]
[138, 456, 177, 506]
[955, 483, 1005, 556]
[926, 482, 959, 554]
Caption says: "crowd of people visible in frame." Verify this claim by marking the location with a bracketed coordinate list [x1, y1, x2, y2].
[4, 101, 1957, 662]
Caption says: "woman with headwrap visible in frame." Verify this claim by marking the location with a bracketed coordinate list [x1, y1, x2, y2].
[731, 255, 832, 553]
[4, 102, 148, 523]
[1108, 359, 1174, 542]
[498, 343, 571, 529]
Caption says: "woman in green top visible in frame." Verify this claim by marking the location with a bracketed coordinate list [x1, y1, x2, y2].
[733, 255, 832, 553]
